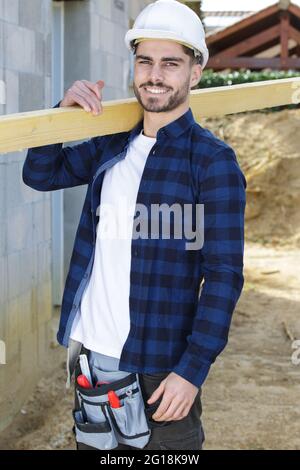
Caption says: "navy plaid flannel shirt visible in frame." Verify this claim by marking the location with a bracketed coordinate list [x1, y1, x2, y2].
[22, 107, 247, 388]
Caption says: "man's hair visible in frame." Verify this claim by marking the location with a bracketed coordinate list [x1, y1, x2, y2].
[181, 45, 203, 67]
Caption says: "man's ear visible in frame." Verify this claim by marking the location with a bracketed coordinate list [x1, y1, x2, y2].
[190, 64, 202, 89]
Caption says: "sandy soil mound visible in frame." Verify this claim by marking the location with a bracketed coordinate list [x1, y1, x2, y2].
[201, 108, 300, 247]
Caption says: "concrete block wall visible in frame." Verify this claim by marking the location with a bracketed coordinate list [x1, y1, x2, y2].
[63, 0, 151, 274]
[0, 0, 154, 434]
[0, 0, 53, 432]
[89, 0, 130, 100]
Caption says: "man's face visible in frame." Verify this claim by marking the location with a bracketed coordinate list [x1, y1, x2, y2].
[133, 39, 201, 113]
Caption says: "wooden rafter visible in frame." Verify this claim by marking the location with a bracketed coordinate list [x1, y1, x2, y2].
[248, 37, 280, 57]
[206, 2, 300, 71]
[211, 25, 281, 59]
[289, 25, 300, 44]
[206, 4, 278, 45]
[206, 56, 300, 70]
[280, 10, 290, 66]
[289, 2, 300, 18]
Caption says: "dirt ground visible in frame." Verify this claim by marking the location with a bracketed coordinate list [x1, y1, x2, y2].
[0, 108, 299, 450]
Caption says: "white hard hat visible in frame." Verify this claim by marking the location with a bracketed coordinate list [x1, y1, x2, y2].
[125, 0, 209, 69]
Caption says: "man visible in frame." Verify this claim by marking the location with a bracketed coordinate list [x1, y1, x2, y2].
[23, 0, 246, 450]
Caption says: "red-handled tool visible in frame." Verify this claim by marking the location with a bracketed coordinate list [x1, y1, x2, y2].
[77, 374, 93, 389]
[108, 390, 121, 408]
[95, 381, 121, 407]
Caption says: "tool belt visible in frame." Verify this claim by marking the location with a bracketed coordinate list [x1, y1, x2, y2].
[72, 354, 151, 450]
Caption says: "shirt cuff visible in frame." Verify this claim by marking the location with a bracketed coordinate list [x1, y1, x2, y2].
[53, 101, 61, 108]
[172, 347, 211, 389]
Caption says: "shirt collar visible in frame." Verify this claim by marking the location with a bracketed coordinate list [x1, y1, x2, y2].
[128, 107, 196, 144]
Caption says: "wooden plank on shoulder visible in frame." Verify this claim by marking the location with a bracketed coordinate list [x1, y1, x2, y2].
[0, 77, 300, 153]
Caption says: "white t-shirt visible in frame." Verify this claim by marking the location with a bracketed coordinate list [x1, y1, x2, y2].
[70, 130, 156, 357]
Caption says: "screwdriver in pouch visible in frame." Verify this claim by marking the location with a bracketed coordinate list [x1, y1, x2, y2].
[77, 374, 92, 389]
[95, 381, 121, 408]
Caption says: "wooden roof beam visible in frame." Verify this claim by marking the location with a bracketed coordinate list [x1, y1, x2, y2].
[289, 2, 300, 19]
[247, 37, 281, 57]
[206, 4, 279, 45]
[289, 25, 300, 44]
[207, 56, 300, 70]
[280, 10, 290, 67]
[211, 24, 280, 59]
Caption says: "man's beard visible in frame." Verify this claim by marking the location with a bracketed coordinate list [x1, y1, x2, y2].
[133, 77, 190, 113]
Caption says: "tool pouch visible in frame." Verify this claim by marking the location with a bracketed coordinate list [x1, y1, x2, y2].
[73, 360, 151, 450]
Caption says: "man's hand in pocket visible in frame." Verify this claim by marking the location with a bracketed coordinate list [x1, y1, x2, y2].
[147, 372, 199, 422]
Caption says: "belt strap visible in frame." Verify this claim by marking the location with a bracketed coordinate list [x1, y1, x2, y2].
[66, 338, 83, 389]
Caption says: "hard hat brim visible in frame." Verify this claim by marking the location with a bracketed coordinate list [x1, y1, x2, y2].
[125, 28, 208, 68]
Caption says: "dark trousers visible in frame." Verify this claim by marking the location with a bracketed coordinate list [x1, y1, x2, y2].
[75, 370, 205, 451]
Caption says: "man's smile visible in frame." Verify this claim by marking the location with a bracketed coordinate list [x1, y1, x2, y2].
[143, 86, 170, 95]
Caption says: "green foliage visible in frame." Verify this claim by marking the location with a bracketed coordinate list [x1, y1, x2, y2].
[198, 69, 300, 88]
